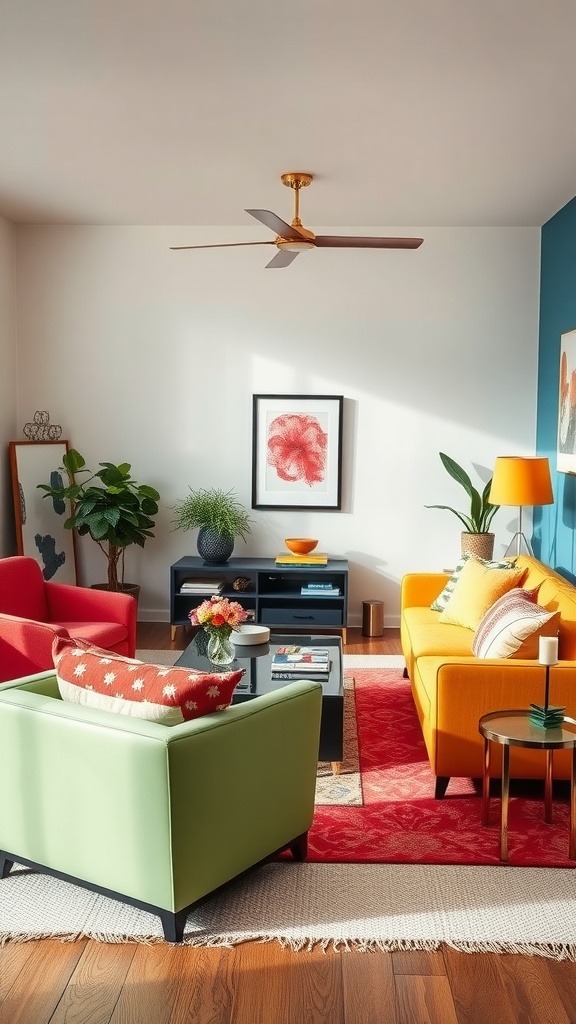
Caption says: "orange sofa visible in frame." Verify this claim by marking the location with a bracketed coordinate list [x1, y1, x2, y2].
[401, 555, 576, 797]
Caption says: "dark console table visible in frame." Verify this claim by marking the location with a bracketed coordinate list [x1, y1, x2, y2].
[169, 556, 349, 642]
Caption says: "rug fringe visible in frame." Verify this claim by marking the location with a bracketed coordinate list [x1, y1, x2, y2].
[3, 929, 576, 960]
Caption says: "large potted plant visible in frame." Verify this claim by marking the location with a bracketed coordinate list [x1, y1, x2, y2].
[425, 452, 500, 559]
[38, 449, 160, 593]
[172, 487, 252, 563]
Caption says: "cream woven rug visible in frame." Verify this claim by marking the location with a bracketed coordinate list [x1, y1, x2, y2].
[3, 860, 576, 958]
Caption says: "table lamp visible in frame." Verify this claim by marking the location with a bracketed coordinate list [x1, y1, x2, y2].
[488, 456, 554, 557]
[529, 636, 565, 729]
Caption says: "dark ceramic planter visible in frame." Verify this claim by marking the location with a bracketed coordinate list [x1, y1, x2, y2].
[196, 527, 234, 564]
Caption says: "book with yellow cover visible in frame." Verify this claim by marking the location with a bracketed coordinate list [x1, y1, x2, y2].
[275, 552, 328, 566]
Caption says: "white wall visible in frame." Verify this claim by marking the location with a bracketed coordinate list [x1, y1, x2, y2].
[14, 224, 541, 625]
[0, 215, 17, 556]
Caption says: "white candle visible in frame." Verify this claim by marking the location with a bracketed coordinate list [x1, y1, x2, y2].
[539, 636, 559, 666]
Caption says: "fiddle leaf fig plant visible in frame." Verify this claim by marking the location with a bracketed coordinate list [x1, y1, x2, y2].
[38, 448, 160, 591]
[425, 452, 499, 534]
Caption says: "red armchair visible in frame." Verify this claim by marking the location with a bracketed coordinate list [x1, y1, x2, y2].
[0, 556, 137, 683]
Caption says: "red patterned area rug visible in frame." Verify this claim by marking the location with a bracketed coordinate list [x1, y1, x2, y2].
[307, 669, 576, 868]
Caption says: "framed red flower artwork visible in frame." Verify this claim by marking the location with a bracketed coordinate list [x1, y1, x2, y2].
[558, 328, 576, 474]
[252, 394, 343, 510]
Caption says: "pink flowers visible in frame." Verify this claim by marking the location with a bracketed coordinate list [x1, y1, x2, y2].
[189, 596, 248, 631]
[267, 413, 327, 487]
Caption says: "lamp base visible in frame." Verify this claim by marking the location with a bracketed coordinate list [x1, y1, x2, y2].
[529, 703, 566, 729]
[503, 531, 533, 558]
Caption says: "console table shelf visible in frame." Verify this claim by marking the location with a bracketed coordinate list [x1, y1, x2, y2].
[170, 556, 349, 642]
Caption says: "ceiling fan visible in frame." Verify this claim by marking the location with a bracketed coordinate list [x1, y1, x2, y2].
[170, 172, 424, 268]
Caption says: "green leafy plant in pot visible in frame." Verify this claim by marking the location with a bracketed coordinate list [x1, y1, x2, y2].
[172, 487, 252, 564]
[38, 449, 160, 592]
[425, 452, 500, 560]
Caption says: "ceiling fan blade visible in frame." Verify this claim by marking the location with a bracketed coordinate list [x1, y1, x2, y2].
[170, 241, 275, 250]
[314, 235, 424, 249]
[265, 250, 299, 269]
[245, 209, 307, 239]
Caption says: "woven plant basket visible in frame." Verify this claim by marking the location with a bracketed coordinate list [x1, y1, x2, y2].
[460, 532, 495, 561]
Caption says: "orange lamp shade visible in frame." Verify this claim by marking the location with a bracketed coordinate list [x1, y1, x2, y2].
[489, 456, 554, 507]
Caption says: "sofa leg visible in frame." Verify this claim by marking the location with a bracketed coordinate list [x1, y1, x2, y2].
[435, 776, 450, 799]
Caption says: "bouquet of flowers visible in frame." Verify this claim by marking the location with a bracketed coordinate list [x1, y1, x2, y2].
[189, 595, 249, 665]
[189, 595, 248, 635]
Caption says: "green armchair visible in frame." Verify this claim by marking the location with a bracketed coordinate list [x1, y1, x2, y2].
[0, 671, 322, 942]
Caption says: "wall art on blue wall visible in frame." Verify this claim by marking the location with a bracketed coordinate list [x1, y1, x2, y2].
[8, 440, 77, 584]
[557, 328, 576, 474]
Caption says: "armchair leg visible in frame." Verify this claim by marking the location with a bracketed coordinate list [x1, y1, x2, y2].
[288, 832, 308, 861]
[160, 908, 188, 943]
[402, 667, 408, 678]
[435, 776, 450, 799]
[0, 854, 14, 878]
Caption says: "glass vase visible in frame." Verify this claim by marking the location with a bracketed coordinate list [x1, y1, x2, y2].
[206, 628, 235, 666]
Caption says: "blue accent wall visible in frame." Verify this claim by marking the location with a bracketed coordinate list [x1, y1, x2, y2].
[536, 196, 576, 582]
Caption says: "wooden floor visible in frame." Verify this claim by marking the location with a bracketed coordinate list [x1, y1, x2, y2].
[2, 625, 576, 1024]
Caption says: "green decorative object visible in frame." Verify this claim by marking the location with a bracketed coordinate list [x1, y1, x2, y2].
[529, 703, 566, 729]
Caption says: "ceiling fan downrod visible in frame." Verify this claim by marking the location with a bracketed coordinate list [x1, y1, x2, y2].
[281, 171, 313, 229]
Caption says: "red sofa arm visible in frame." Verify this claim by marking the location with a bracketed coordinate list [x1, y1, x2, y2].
[0, 615, 70, 683]
[45, 582, 137, 657]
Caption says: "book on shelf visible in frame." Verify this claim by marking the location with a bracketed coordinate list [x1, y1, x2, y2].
[300, 587, 340, 596]
[304, 581, 337, 590]
[179, 578, 224, 594]
[274, 552, 328, 566]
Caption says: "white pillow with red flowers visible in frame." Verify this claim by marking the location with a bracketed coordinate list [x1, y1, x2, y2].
[52, 635, 244, 726]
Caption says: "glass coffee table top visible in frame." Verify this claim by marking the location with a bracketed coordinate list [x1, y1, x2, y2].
[175, 631, 343, 699]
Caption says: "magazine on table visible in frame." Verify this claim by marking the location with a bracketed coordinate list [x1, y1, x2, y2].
[272, 646, 331, 672]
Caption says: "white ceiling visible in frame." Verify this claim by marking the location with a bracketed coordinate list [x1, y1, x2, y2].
[1, 0, 576, 228]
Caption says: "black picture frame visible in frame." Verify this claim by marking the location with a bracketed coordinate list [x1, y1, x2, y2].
[252, 394, 343, 510]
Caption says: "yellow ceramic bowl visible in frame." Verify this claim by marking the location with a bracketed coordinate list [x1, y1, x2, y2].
[284, 538, 319, 555]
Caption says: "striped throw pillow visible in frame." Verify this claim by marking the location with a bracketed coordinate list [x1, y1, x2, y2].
[431, 554, 518, 612]
[473, 588, 560, 659]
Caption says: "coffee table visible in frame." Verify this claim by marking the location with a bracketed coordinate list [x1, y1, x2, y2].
[176, 632, 344, 771]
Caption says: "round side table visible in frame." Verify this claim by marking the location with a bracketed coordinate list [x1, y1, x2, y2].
[478, 709, 576, 862]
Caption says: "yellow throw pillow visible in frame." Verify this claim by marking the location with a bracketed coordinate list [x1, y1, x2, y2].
[438, 556, 526, 631]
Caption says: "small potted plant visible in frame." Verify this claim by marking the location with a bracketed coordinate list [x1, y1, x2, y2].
[38, 449, 160, 593]
[172, 487, 252, 564]
[425, 452, 500, 559]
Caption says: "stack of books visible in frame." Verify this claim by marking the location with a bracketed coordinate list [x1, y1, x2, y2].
[179, 578, 224, 595]
[275, 552, 328, 567]
[300, 581, 340, 596]
[271, 645, 331, 681]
